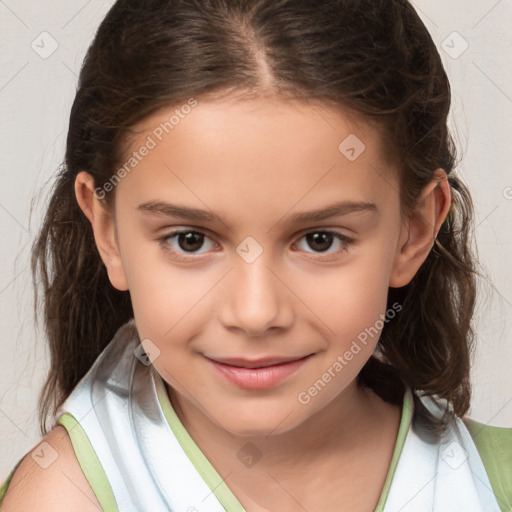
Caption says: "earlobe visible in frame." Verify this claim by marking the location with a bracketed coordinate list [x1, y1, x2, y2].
[74, 171, 129, 291]
[389, 169, 452, 288]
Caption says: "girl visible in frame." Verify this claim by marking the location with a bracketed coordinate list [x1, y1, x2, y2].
[1, 0, 511, 510]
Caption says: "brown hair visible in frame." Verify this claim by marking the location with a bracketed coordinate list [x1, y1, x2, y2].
[32, 0, 478, 437]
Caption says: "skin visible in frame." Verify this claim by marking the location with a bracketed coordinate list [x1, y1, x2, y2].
[74, 96, 451, 511]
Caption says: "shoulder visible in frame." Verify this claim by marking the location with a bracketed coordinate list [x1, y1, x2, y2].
[463, 417, 512, 510]
[463, 416, 512, 459]
[1, 425, 102, 511]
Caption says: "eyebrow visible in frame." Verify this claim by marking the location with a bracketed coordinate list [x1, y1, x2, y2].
[137, 200, 378, 225]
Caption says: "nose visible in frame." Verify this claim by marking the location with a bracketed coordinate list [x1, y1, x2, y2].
[219, 251, 295, 337]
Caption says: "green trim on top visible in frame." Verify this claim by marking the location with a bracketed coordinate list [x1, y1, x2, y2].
[0, 456, 24, 506]
[464, 417, 512, 512]
[154, 371, 247, 511]
[374, 388, 414, 512]
[57, 412, 119, 512]
[155, 371, 413, 512]
[0, 417, 118, 511]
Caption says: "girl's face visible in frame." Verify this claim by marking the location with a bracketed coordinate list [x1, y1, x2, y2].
[81, 97, 440, 437]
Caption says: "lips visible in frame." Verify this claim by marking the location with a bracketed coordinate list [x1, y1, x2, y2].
[205, 354, 314, 390]
[206, 355, 312, 368]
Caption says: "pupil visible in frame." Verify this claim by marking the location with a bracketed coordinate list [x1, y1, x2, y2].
[307, 232, 332, 252]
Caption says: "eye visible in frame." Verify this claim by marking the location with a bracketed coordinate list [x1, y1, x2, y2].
[159, 229, 217, 260]
[158, 228, 353, 262]
[293, 230, 353, 258]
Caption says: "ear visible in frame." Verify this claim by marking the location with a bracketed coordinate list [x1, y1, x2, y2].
[74, 171, 129, 291]
[389, 169, 452, 288]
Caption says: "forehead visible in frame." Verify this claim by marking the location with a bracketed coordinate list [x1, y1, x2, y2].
[116, 97, 399, 217]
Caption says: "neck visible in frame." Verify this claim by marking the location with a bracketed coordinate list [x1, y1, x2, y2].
[166, 380, 398, 474]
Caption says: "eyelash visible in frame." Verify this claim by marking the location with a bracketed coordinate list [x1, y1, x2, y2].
[158, 228, 354, 262]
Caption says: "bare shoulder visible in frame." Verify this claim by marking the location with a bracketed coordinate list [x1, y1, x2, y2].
[1, 425, 102, 511]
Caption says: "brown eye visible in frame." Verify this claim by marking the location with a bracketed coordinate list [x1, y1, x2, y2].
[175, 231, 205, 252]
[305, 232, 334, 252]
[159, 229, 217, 260]
[294, 230, 353, 257]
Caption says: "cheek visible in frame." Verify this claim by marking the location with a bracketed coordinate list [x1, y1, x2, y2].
[130, 268, 216, 341]
[116, 229, 215, 340]
[297, 244, 395, 352]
